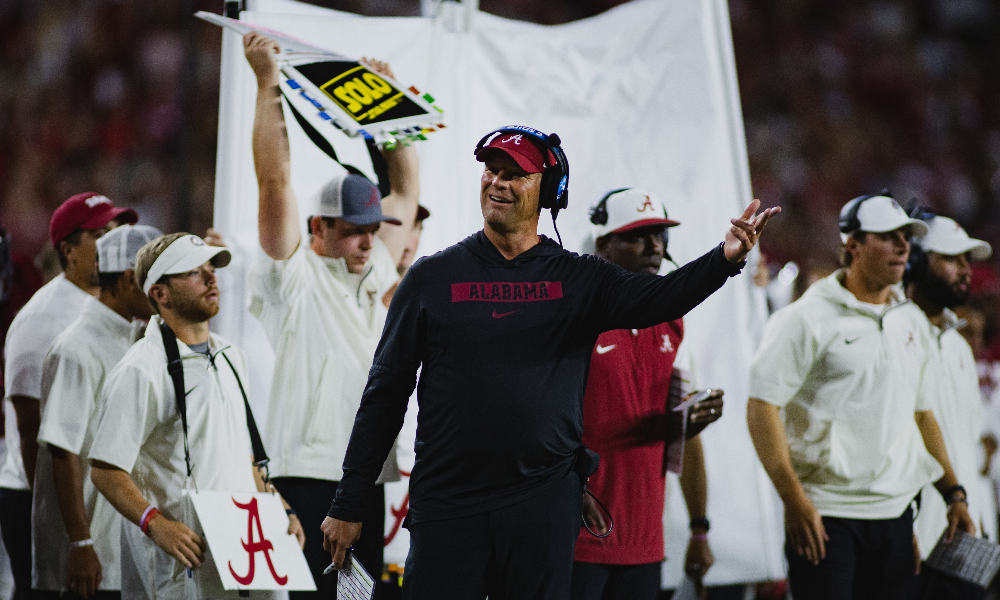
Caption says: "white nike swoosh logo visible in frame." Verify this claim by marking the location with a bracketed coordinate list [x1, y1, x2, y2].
[596, 344, 616, 355]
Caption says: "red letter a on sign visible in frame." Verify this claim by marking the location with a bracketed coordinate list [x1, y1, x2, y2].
[228, 496, 289, 585]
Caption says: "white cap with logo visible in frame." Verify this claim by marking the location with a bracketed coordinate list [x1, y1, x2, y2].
[142, 234, 232, 295]
[839, 195, 929, 243]
[915, 215, 991, 260]
[97, 224, 163, 273]
[590, 188, 680, 241]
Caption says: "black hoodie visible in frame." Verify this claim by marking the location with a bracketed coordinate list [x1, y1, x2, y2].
[328, 230, 742, 524]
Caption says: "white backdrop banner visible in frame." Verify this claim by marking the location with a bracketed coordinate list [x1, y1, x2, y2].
[211, 0, 785, 586]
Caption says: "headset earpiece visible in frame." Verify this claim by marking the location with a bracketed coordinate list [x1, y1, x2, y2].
[839, 189, 894, 235]
[903, 201, 935, 285]
[589, 188, 630, 226]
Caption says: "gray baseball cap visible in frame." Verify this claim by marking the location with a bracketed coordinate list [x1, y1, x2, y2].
[97, 224, 164, 273]
[310, 172, 402, 227]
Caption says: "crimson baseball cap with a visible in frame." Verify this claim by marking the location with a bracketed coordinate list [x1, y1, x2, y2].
[838, 195, 929, 243]
[50, 192, 138, 247]
[310, 172, 402, 227]
[592, 189, 680, 240]
[475, 131, 555, 174]
[916, 215, 992, 260]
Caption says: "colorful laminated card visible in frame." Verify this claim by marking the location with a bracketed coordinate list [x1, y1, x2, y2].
[196, 11, 446, 148]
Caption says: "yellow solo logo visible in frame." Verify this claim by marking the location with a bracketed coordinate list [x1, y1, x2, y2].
[320, 67, 405, 124]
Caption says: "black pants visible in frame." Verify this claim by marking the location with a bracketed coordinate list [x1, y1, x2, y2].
[911, 566, 986, 600]
[787, 507, 916, 600]
[0, 487, 32, 600]
[403, 472, 582, 600]
[570, 561, 661, 600]
[35, 592, 121, 599]
[271, 477, 386, 600]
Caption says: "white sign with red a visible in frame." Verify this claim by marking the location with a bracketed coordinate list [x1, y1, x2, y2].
[190, 490, 316, 591]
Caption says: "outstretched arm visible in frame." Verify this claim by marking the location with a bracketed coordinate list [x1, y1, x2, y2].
[361, 58, 420, 265]
[244, 32, 301, 260]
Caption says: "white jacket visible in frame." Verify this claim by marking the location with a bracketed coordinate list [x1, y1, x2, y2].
[913, 308, 997, 557]
[89, 317, 263, 599]
[750, 271, 943, 519]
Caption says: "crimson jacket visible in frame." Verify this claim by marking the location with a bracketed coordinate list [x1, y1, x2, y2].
[328, 230, 742, 524]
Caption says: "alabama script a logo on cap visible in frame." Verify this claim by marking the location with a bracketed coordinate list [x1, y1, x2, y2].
[501, 134, 523, 145]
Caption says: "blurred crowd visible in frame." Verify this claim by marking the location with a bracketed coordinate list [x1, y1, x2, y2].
[733, 0, 1000, 269]
[0, 0, 225, 277]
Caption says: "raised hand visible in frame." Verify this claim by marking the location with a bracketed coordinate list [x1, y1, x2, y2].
[360, 57, 396, 81]
[724, 199, 780, 264]
[243, 32, 281, 88]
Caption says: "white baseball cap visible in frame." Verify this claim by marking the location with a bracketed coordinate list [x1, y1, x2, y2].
[142, 234, 231, 295]
[839, 195, 929, 243]
[590, 188, 680, 241]
[97, 224, 163, 273]
[915, 215, 991, 260]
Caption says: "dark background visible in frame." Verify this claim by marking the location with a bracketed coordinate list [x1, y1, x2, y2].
[2, 0, 998, 283]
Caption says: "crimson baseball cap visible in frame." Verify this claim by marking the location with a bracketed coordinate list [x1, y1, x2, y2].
[475, 131, 555, 174]
[50, 192, 138, 247]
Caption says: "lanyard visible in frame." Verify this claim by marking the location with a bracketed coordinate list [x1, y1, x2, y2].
[160, 323, 270, 483]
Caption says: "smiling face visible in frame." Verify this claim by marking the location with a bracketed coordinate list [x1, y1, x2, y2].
[595, 225, 668, 274]
[846, 228, 912, 287]
[479, 150, 543, 236]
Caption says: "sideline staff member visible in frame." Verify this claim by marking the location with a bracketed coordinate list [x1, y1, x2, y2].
[571, 189, 722, 599]
[34, 224, 161, 599]
[243, 33, 421, 595]
[1, 193, 136, 599]
[747, 194, 975, 600]
[907, 212, 994, 600]
[89, 234, 303, 598]
[323, 127, 779, 598]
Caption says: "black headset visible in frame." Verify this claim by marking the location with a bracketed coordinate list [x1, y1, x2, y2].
[903, 200, 935, 284]
[838, 188, 894, 234]
[475, 125, 570, 214]
[589, 188, 630, 226]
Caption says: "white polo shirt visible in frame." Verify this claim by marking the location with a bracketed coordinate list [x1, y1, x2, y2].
[749, 271, 943, 519]
[248, 239, 399, 482]
[89, 317, 260, 598]
[914, 309, 997, 557]
[33, 297, 141, 591]
[1, 274, 90, 490]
